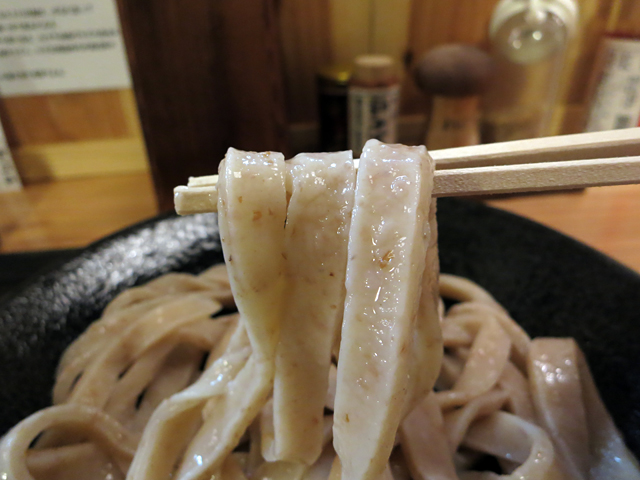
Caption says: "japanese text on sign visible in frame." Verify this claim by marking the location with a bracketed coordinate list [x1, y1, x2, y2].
[0, 0, 131, 96]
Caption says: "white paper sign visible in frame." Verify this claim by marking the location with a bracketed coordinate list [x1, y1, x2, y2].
[0, 122, 21, 192]
[0, 0, 131, 96]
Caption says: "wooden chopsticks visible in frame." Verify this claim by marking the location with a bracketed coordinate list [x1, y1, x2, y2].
[431, 127, 640, 169]
[174, 128, 640, 215]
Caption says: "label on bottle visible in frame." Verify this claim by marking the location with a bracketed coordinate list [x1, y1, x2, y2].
[348, 85, 400, 156]
[586, 37, 640, 132]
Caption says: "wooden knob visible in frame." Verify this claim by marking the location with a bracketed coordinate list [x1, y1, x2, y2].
[414, 44, 494, 98]
[414, 44, 494, 150]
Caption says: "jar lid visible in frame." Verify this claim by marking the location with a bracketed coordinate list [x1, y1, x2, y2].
[352, 54, 397, 87]
[489, 0, 579, 39]
[317, 64, 352, 85]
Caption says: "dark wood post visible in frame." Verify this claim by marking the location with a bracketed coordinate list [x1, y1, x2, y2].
[116, 0, 289, 211]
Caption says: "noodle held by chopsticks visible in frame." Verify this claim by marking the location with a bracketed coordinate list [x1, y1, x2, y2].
[271, 151, 355, 464]
[333, 141, 442, 480]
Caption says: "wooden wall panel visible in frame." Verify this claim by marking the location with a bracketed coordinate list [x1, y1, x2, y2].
[329, 0, 372, 66]
[552, 0, 617, 134]
[278, 0, 332, 123]
[370, 0, 412, 66]
[610, 0, 640, 36]
[117, 0, 289, 210]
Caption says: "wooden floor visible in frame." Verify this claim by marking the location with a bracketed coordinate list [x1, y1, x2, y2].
[2, 173, 640, 273]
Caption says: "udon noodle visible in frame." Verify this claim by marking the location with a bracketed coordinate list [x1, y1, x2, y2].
[1, 140, 639, 480]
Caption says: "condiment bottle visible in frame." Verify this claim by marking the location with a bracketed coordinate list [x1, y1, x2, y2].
[482, 0, 578, 142]
[414, 44, 494, 150]
[348, 54, 400, 156]
[585, 35, 640, 131]
[317, 65, 352, 152]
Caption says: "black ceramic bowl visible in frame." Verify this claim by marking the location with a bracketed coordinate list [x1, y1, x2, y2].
[1, 198, 639, 457]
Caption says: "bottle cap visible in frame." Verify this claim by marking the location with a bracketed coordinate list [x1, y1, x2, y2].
[351, 54, 397, 87]
[489, 0, 579, 39]
[317, 64, 352, 86]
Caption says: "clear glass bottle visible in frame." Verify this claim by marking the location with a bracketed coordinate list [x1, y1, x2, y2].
[481, 0, 578, 142]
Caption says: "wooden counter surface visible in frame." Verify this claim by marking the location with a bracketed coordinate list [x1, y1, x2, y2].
[1, 173, 640, 274]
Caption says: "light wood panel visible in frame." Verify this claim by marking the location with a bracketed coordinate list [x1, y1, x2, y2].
[486, 184, 640, 273]
[0, 173, 157, 252]
[14, 137, 148, 182]
[0, 90, 134, 146]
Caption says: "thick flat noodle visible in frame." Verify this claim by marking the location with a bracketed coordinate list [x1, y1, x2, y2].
[461, 411, 558, 480]
[436, 352, 466, 391]
[38, 296, 221, 450]
[55, 295, 183, 404]
[579, 346, 640, 480]
[27, 443, 124, 480]
[217, 148, 287, 361]
[197, 265, 235, 308]
[68, 295, 221, 408]
[434, 315, 511, 409]
[438, 275, 499, 305]
[175, 357, 273, 480]
[129, 344, 204, 434]
[399, 394, 458, 480]
[303, 445, 336, 480]
[219, 455, 249, 480]
[442, 321, 474, 348]
[497, 362, 536, 423]
[326, 457, 394, 480]
[529, 338, 640, 480]
[104, 340, 179, 426]
[527, 338, 589, 479]
[57, 269, 231, 386]
[124, 324, 251, 480]
[405, 198, 443, 414]
[443, 390, 508, 454]
[168, 149, 288, 480]
[252, 460, 306, 480]
[273, 151, 354, 464]
[0, 404, 136, 480]
[451, 302, 530, 373]
[334, 140, 437, 480]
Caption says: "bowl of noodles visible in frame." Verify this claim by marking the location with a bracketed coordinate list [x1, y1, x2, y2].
[0, 186, 639, 480]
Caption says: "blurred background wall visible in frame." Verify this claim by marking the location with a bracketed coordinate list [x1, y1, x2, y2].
[0, 0, 638, 184]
